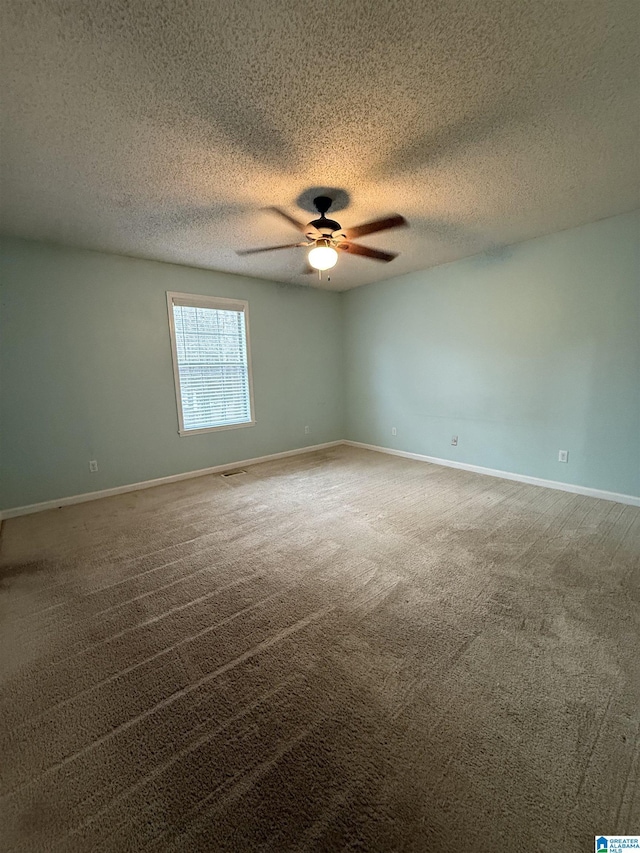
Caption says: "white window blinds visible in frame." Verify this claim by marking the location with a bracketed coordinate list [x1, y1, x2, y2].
[167, 293, 254, 434]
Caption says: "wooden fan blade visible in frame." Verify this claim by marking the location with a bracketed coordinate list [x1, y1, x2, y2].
[236, 242, 308, 256]
[343, 214, 407, 240]
[266, 207, 309, 233]
[342, 242, 398, 262]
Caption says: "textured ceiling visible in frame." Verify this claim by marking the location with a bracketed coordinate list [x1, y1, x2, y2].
[1, 1, 639, 291]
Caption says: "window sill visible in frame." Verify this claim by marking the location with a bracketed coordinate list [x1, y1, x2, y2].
[178, 420, 256, 437]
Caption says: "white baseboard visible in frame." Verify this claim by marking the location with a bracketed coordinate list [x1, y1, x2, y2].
[2, 438, 637, 521]
[344, 440, 640, 507]
[0, 441, 344, 520]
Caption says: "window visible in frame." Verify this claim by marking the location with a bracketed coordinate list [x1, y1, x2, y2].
[167, 292, 255, 435]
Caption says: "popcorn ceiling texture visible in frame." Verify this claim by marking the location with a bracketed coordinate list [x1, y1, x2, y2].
[1, 0, 639, 290]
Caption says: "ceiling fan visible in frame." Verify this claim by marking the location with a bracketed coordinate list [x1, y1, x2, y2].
[237, 196, 407, 273]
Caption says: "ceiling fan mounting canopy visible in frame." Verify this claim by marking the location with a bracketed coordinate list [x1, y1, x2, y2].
[313, 196, 333, 215]
[236, 195, 408, 271]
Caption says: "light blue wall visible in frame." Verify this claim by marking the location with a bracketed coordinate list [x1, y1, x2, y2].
[0, 239, 344, 509]
[344, 212, 640, 497]
[2, 213, 638, 511]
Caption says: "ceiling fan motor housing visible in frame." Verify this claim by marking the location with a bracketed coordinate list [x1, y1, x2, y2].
[307, 217, 342, 237]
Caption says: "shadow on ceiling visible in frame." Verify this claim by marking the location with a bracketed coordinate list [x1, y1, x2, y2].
[295, 188, 351, 214]
[368, 106, 518, 179]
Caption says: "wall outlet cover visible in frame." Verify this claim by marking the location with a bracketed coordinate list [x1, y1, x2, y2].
[391, 427, 397, 436]
[451, 436, 458, 446]
[558, 450, 569, 463]
[89, 460, 98, 472]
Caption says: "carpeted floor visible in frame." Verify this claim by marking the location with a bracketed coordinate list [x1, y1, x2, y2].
[0, 445, 638, 852]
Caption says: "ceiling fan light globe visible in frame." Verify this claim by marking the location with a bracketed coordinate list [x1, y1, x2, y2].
[308, 245, 338, 271]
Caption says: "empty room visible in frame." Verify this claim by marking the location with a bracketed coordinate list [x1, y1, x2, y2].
[1, 1, 639, 851]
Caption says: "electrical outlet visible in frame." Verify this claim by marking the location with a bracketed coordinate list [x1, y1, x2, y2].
[451, 436, 458, 446]
[391, 427, 397, 436]
[558, 450, 569, 463]
[89, 460, 98, 473]
[304, 425, 310, 435]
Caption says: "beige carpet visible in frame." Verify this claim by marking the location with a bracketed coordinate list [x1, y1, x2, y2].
[1, 445, 638, 852]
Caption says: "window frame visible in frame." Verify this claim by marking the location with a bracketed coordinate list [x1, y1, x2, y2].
[166, 291, 256, 437]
